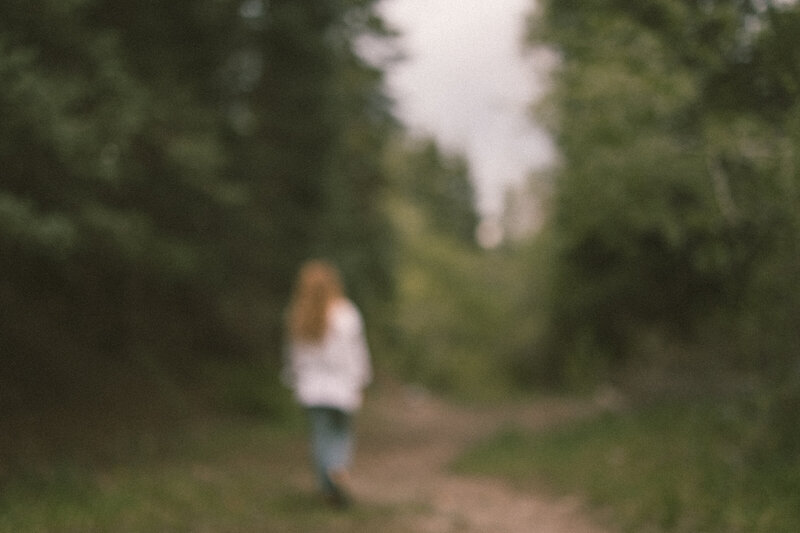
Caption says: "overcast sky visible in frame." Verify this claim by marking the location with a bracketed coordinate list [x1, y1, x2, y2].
[378, 0, 555, 221]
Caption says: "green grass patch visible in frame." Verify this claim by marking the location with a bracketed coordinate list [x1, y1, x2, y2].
[452, 401, 800, 532]
[0, 413, 406, 533]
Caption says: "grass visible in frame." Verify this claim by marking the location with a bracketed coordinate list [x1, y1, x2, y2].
[452, 399, 800, 533]
[0, 412, 405, 533]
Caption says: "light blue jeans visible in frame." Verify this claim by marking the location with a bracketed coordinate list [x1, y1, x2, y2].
[307, 407, 353, 495]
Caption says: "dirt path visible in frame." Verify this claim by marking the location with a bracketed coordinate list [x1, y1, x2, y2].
[340, 380, 613, 533]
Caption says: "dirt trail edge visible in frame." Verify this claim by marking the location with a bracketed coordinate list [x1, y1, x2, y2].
[346, 380, 614, 533]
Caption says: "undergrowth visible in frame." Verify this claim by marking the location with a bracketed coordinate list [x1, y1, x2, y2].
[453, 397, 800, 532]
[0, 411, 404, 533]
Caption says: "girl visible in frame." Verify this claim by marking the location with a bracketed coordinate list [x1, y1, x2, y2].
[283, 260, 372, 507]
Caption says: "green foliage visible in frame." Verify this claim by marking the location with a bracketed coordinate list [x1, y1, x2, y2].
[390, 138, 479, 244]
[381, 137, 536, 399]
[527, 0, 800, 384]
[454, 398, 800, 532]
[0, 0, 397, 429]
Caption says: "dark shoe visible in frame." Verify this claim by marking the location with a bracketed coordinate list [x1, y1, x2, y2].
[324, 488, 350, 509]
[325, 469, 352, 509]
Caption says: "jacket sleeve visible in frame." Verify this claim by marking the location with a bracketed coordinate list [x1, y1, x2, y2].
[342, 304, 372, 389]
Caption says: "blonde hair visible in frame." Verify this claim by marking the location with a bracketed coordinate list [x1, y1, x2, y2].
[287, 260, 344, 342]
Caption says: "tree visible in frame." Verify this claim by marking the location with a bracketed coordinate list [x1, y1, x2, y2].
[380, 136, 526, 397]
[0, 0, 398, 418]
[390, 138, 479, 244]
[526, 0, 800, 383]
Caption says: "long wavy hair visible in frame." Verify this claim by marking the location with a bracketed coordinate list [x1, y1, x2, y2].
[287, 260, 344, 342]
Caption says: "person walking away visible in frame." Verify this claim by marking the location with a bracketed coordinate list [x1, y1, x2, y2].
[282, 260, 372, 507]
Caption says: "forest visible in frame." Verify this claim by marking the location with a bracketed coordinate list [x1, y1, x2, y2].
[1, 0, 799, 530]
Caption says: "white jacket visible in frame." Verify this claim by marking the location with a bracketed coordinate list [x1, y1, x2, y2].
[283, 299, 372, 412]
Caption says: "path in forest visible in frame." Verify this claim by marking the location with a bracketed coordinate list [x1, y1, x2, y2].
[341, 380, 615, 533]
